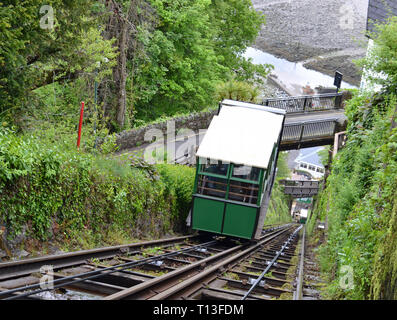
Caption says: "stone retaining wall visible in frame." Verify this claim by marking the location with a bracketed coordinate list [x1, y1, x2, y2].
[116, 108, 218, 151]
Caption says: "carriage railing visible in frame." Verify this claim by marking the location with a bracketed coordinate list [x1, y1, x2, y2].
[197, 175, 258, 204]
[282, 118, 338, 143]
[262, 93, 343, 114]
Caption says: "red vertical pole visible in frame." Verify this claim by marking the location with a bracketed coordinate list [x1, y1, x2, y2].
[77, 101, 84, 150]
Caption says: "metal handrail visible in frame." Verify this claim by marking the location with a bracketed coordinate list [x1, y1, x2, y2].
[284, 117, 339, 126]
[263, 93, 343, 114]
[282, 118, 337, 144]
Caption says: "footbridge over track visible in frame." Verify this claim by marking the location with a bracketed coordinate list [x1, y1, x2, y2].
[279, 179, 321, 198]
[263, 93, 348, 151]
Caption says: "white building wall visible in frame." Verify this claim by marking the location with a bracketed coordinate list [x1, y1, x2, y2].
[360, 39, 385, 93]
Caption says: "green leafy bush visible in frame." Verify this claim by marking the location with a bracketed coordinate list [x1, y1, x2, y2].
[156, 164, 195, 231]
[264, 152, 293, 226]
[359, 16, 397, 91]
[0, 128, 195, 246]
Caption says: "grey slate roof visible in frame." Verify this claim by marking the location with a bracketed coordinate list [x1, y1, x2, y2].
[367, 0, 397, 35]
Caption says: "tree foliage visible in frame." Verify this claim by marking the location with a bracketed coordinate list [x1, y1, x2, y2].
[130, 0, 268, 122]
[312, 17, 397, 299]
[0, 1, 116, 115]
[0, 1, 276, 253]
[215, 80, 262, 103]
[1, 0, 269, 131]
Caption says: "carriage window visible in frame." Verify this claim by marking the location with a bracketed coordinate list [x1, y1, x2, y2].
[228, 180, 259, 204]
[197, 158, 229, 199]
[199, 159, 229, 177]
[231, 165, 260, 182]
[197, 175, 227, 199]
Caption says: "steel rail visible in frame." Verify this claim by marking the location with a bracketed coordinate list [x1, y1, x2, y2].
[1, 240, 217, 300]
[294, 225, 306, 300]
[104, 243, 249, 300]
[241, 225, 302, 300]
[0, 234, 198, 281]
[148, 225, 295, 300]
[104, 226, 293, 300]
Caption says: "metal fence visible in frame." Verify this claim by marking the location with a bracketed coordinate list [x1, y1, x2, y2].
[279, 180, 320, 188]
[282, 118, 337, 143]
[263, 93, 343, 114]
[283, 186, 320, 197]
[279, 180, 321, 197]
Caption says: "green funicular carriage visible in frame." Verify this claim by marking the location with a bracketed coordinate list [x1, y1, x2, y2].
[299, 209, 308, 224]
[189, 100, 286, 240]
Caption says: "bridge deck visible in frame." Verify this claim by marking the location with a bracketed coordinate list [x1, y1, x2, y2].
[281, 110, 347, 150]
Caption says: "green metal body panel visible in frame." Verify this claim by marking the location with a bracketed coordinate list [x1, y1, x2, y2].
[222, 203, 258, 238]
[192, 195, 259, 239]
[192, 150, 279, 239]
[192, 197, 224, 233]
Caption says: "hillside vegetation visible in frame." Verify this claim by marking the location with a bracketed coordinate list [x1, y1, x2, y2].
[264, 152, 293, 226]
[310, 17, 397, 299]
[0, 127, 196, 253]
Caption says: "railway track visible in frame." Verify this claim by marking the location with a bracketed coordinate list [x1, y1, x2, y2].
[189, 224, 303, 300]
[0, 224, 303, 300]
[293, 225, 324, 300]
[0, 234, 201, 299]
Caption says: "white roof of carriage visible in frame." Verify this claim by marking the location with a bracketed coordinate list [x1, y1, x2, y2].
[196, 100, 285, 169]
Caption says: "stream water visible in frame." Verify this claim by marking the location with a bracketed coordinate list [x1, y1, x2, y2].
[244, 47, 357, 96]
